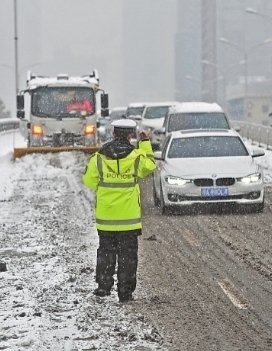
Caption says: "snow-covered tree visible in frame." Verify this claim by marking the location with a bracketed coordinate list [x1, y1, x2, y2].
[0, 99, 11, 119]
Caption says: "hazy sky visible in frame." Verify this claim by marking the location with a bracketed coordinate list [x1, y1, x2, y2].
[0, 0, 177, 116]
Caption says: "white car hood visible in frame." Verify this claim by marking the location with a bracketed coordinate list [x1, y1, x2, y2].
[142, 118, 164, 129]
[162, 156, 260, 178]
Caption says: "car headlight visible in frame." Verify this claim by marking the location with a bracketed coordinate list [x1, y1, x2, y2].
[237, 173, 261, 184]
[165, 176, 192, 186]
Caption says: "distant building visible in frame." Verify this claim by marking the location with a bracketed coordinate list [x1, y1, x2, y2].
[175, 0, 272, 123]
[122, 0, 177, 105]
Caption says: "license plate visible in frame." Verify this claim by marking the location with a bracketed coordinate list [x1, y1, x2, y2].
[201, 187, 228, 197]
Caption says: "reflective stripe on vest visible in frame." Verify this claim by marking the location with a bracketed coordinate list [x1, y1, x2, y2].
[147, 153, 156, 163]
[96, 218, 141, 225]
[98, 181, 135, 188]
[97, 153, 140, 188]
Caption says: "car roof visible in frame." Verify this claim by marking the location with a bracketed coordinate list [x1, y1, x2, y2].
[111, 107, 127, 111]
[170, 129, 240, 139]
[144, 101, 180, 108]
[127, 102, 147, 107]
[169, 102, 224, 114]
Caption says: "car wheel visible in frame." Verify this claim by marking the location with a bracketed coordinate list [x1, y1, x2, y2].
[251, 200, 264, 213]
[152, 178, 160, 207]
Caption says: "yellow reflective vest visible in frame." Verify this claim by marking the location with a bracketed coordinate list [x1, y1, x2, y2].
[82, 139, 156, 231]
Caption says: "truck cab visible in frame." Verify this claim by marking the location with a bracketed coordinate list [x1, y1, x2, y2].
[17, 71, 109, 147]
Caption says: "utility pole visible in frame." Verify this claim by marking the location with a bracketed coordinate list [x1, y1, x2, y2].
[14, 0, 19, 96]
[201, 0, 217, 103]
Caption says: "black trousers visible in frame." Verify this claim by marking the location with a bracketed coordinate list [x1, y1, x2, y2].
[96, 230, 141, 295]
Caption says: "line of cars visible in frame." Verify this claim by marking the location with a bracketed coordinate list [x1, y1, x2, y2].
[99, 100, 265, 215]
[101, 101, 180, 147]
[151, 102, 265, 214]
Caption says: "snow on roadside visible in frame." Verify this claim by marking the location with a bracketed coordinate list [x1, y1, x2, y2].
[0, 148, 168, 351]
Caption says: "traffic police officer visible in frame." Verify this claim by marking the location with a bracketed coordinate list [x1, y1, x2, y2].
[82, 119, 156, 302]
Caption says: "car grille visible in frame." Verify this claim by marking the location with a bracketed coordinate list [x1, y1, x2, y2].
[216, 178, 235, 186]
[194, 178, 213, 187]
[194, 178, 235, 187]
[167, 191, 261, 202]
[177, 194, 244, 201]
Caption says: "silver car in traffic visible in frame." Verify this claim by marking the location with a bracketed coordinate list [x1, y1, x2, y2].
[153, 129, 265, 214]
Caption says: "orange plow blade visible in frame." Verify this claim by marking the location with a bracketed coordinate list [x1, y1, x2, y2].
[13, 146, 101, 159]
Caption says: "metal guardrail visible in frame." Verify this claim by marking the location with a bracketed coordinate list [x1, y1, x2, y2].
[0, 118, 19, 133]
[0, 118, 271, 149]
[230, 120, 272, 150]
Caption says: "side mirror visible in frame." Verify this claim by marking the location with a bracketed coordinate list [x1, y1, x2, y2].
[154, 127, 166, 135]
[101, 93, 109, 109]
[232, 124, 240, 132]
[251, 149, 265, 158]
[17, 95, 24, 110]
[96, 121, 100, 128]
[130, 114, 142, 121]
[101, 108, 109, 117]
[153, 151, 164, 160]
[17, 110, 25, 119]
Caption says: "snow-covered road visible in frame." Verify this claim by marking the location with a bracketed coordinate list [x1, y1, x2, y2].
[0, 131, 166, 351]
[1, 130, 272, 350]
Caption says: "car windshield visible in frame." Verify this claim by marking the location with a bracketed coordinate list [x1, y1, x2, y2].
[127, 106, 145, 117]
[110, 109, 127, 120]
[32, 87, 95, 118]
[167, 136, 249, 158]
[144, 106, 170, 119]
[168, 112, 230, 131]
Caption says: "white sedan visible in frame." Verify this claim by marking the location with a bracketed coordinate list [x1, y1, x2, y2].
[153, 129, 265, 214]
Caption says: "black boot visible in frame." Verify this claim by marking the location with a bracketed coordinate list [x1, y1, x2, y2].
[118, 292, 134, 303]
[93, 287, 111, 297]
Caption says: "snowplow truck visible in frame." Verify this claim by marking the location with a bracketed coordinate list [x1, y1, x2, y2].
[14, 70, 109, 158]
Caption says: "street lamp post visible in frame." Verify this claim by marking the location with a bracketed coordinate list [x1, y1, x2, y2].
[185, 74, 224, 102]
[14, 0, 19, 96]
[246, 7, 272, 24]
[185, 75, 201, 84]
[219, 37, 272, 120]
[0, 62, 42, 88]
[201, 60, 246, 113]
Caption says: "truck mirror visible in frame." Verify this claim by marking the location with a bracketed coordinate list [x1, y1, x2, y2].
[101, 109, 109, 117]
[101, 93, 109, 109]
[17, 95, 24, 110]
[17, 110, 25, 119]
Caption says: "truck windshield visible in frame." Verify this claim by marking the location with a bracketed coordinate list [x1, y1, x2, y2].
[32, 87, 95, 118]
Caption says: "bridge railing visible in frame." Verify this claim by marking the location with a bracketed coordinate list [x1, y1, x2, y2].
[0, 118, 20, 133]
[231, 120, 272, 150]
[1, 118, 272, 149]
